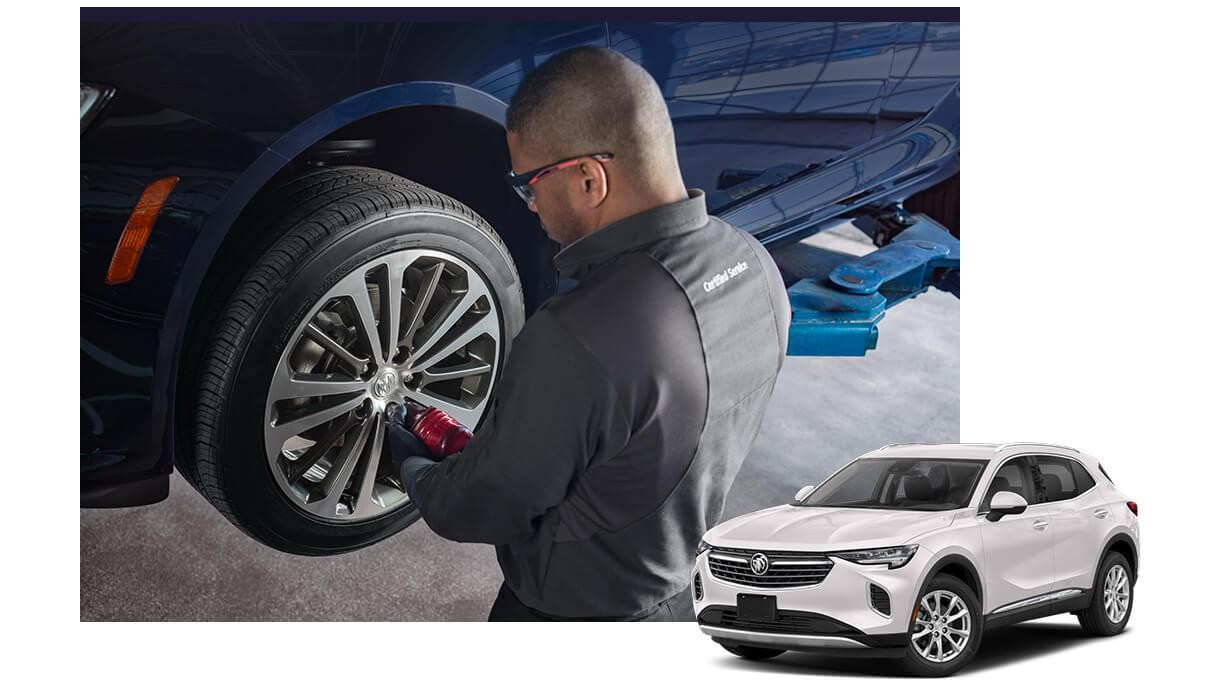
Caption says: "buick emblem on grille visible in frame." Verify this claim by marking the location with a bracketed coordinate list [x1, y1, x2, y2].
[749, 553, 770, 576]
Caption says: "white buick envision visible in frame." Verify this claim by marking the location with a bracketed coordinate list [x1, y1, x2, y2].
[694, 443, 1139, 676]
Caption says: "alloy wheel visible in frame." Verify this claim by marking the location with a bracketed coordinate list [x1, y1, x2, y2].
[1103, 564, 1130, 623]
[263, 248, 501, 522]
[912, 589, 972, 663]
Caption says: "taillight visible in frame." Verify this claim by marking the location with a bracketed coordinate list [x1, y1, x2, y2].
[1126, 501, 1138, 516]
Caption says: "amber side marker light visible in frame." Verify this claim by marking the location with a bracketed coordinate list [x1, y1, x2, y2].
[105, 176, 179, 285]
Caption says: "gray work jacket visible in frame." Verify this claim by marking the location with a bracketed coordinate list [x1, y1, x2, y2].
[411, 189, 791, 617]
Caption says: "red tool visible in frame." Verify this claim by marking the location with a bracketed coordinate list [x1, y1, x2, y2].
[402, 399, 472, 457]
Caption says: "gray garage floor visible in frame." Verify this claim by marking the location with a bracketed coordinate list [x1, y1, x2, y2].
[80, 226, 959, 621]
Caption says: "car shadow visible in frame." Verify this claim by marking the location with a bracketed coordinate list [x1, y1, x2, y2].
[714, 622, 1130, 677]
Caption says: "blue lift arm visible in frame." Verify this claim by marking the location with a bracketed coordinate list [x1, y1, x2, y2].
[785, 213, 959, 356]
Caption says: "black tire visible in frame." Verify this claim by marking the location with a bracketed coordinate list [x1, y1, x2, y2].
[185, 166, 525, 555]
[1078, 552, 1133, 636]
[900, 574, 982, 677]
[905, 173, 959, 238]
[720, 643, 786, 661]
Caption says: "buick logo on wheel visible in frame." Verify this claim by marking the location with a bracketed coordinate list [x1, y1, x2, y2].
[749, 553, 770, 576]
[372, 370, 397, 399]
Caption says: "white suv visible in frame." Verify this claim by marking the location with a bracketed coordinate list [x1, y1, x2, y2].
[694, 443, 1139, 676]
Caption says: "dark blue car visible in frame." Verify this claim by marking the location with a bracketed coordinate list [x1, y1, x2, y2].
[81, 15, 960, 554]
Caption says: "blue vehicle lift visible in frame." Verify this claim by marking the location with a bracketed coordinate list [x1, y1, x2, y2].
[784, 212, 959, 356]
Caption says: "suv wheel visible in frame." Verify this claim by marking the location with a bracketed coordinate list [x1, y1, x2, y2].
[181, 166, 525, 555]
[1078, 552, 1133, 635]
[902, 574, 982, 676]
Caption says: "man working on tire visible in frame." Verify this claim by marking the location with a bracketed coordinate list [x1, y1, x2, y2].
[390, 47, 791, 621]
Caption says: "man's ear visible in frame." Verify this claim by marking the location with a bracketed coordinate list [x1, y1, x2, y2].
[579, 158, 610, 208]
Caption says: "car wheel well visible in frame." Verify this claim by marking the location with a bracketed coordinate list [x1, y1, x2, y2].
[174, 104, 554, 476]
[932, 559, 982, 602]
[1103, 537, 1138, 582]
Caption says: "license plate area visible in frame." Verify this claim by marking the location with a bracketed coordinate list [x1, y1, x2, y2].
[736, 593, 777, 621]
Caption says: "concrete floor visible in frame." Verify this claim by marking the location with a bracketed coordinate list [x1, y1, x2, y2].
[80, 227, 959, 621]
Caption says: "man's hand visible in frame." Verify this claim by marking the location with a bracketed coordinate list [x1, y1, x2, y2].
[388, 404, 442, 503]
[389, 404, 433, 469]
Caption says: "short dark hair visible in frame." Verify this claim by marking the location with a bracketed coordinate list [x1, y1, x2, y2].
[506, 47, 677, 184]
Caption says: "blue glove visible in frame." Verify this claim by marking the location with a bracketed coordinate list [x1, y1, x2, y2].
[388, 404, 442, 504]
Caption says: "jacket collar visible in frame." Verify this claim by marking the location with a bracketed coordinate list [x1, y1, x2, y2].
[553, 189, 708, 280]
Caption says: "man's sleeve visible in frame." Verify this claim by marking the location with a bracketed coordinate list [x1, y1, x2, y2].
[409, 309, 631, 545]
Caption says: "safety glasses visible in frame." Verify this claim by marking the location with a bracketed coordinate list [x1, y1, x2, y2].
[505, 152, 613, 205]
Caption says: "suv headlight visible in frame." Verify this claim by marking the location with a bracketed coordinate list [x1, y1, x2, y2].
[81, 83, 113, 132]
[830, 545, 919, 569]
[696, 539, 711, 556]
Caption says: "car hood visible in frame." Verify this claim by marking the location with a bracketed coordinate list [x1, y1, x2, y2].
[706, 505, 957, 551]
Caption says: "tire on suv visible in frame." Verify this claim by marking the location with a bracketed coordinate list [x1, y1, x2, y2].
[901, 573, 983, 677]
[179, 166, 525, 555]
[1078, 551, 1134, 636]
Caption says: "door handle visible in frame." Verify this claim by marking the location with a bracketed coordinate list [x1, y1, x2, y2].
[1032, 520, 1049, 531]
[1093, 508, 1110, 519]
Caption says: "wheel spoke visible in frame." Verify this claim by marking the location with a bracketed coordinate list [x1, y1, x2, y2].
[408, 314, 497, 374]
[345, 280, 385, 368]
[417, 358, 493, 387]
[399, 262, 444, 350]
[404, 282, 488, 370]
[353, 413, 390, 517]
[307, 415, 374, 515]
[270, 369, 368, 402]
[285, 413, 360, 484]
[402, 386, 485, 429]
[266, 394, 367, 455]
[378, 259, 408, 362]
[304, 322, 369, 376]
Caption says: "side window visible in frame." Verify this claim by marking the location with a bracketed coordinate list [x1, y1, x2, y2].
[1070, 461, 1097, 492]
[983, 459, 1034, 508]
[1033, 456, 1082, 502]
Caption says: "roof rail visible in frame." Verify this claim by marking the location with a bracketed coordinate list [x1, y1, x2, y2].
[995, 442, 1080, 453]
[877, 442, 935, 451]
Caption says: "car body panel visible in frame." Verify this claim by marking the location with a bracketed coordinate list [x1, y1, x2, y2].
[977, 505, 1056, 613]
[80, 17, 959, 503]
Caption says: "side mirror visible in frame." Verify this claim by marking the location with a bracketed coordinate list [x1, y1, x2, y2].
[985, 491, 1029, 522]
[792, 485, 817, 504]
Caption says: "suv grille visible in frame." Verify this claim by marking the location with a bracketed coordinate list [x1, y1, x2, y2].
[707, 547, 833, 588]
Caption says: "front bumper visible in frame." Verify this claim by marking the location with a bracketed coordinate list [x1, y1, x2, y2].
[693, 547, 926, 654]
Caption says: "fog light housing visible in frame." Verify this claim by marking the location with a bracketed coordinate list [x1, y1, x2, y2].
[869, 583, 891, 616]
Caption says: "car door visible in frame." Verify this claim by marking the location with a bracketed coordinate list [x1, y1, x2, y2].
[977, 457, 1057, 613]
[1034, 455, 1109, 592]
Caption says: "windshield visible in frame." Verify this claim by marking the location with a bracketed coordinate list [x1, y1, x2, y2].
[798, 458, 987, 511]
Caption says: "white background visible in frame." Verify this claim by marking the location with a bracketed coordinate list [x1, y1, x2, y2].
[10, 1, 1218, 682]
